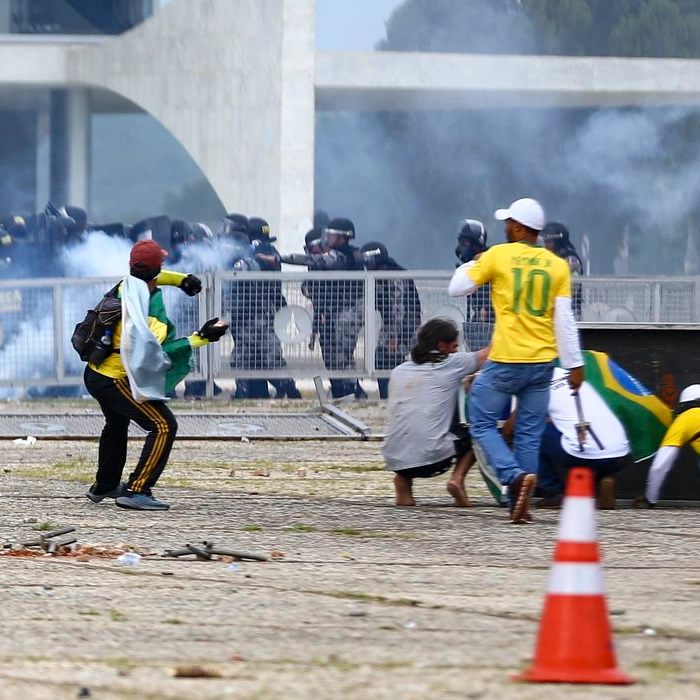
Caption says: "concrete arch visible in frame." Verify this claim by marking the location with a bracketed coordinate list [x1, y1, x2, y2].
[68, 0, 316, 250]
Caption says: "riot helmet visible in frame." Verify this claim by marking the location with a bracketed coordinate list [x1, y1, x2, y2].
[304, 227, 324, 253]
[360, 241, 389, 269]
[191, 223, 213, 243]
[170, 219, 193, 246]
[248, 217, 277, 243]
[60, 205, 88, 229]
[456, 218, 487, 263]
[540, 222, 570, 253]
[222, 213, 249, 242]
[1, 215, 28, 239]
[321, 217, 355, 248]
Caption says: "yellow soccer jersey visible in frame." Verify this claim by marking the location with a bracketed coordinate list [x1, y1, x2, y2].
[661, 407, 700, 455]
[466, 241, 571, 362]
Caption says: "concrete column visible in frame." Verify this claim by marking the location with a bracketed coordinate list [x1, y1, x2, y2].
[35, 99, 51, 211]
[65, 88, 90, 208]
[278, 0, 316, 253]
[0, 0, 11, 34]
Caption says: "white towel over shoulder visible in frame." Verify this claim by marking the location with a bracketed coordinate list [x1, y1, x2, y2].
[120, 275, 171, 402]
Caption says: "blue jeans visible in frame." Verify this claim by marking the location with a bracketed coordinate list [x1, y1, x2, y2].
[538, 422, 629, 495]
[469, 360, 554, 486]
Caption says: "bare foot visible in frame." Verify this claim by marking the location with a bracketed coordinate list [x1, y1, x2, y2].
[395, 495, 416, 507]
[447, 480, 472, 507]
[394, 473, 415, 506]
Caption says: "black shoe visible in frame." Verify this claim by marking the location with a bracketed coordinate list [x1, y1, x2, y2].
[86, 482, 126, 504]
[115, 490, 170, 511]
[507, 473, 537, 524]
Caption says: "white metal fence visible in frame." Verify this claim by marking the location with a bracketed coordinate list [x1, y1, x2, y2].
[0, 272, 698, 396]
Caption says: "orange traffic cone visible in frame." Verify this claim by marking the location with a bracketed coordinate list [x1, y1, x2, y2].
[516, 467, 635, 684]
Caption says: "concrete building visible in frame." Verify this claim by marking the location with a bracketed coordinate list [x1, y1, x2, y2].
[2, 0, 700, 250]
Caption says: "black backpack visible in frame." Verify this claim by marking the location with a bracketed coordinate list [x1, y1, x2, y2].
[71, 282, 122, 367]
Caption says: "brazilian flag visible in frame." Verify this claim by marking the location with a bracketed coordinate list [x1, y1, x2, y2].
[582, 350, 672, 462]
[150, 291, 195, 395]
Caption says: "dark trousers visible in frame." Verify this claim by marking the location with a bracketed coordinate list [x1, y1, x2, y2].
[84, 366, 177, 494]
[538, 422, 629, 495]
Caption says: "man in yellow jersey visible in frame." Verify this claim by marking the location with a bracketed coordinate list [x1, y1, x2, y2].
[83, 240, 228, 511]
[448, 198, 584, 523]
[638, 384, 700, 507]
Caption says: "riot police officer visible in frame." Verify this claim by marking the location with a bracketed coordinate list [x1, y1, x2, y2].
[221, 214, 267, 399]
[455, 218, 494, 350]
[281, 217, 366, 399]
[540, 222, 583, 320]
[361, 241, 422, 399]
[248, 217, 301, 399]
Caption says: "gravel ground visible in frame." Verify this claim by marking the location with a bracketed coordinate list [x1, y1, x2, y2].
[0, 399, 699, 700]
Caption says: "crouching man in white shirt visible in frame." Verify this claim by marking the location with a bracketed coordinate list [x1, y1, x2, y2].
[381, 318, 489, 506]
[534, 366, 632, 509]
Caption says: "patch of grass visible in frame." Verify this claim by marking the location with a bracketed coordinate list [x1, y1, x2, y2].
[11, 467, 87, 481]
[332, 527, 362, 536]
[32, 521, 57, 532]
[163, 618, 184, 625]
[242, 524, 262, 532]
[637, 659, 684, 672]
[109, 609, 127, 622]
[51, 459, 90, 470]
[331, 527, 391, 538]
[289, 523, 317, 533]
[77, 609, 101, 616]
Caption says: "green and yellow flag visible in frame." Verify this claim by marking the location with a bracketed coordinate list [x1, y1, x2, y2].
[582, 350, 672, 462]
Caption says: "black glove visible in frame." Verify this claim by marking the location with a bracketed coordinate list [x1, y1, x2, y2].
[197, 318, 228, 342]
[180, 274, 202, 296]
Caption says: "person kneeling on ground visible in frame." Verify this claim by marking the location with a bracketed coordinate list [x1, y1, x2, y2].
[532, 365, 632, 509]
[381, 318, 489, 506]
[638, 384, 700, 508]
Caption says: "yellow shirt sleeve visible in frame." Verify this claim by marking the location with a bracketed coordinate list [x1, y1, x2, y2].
[661, 408, 700, 454]
[188, 333, 208, 349]
[156, 270, 187, 287]
[553, 262, 572, 299]
[465, 248, 494, 286]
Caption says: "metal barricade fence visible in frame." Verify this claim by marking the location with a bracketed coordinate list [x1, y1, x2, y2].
[0, 276, 207, 395]
[1, 272, 699, 394]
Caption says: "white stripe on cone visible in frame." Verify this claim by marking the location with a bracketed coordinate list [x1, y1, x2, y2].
[547, 562, 606, 595]
[558, 496, 597, 542]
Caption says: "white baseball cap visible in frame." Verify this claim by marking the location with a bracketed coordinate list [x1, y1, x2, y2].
[494, 198, 545, 231]
[679, 384, 700, 403]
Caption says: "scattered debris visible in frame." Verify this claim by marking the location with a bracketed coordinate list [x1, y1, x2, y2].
[163, 541, 268, 562]
[12, 435, 36, 446]
[116, 552, 142, 567]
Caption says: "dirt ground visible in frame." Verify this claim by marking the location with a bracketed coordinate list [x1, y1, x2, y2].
[0, 398, 699, 700]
